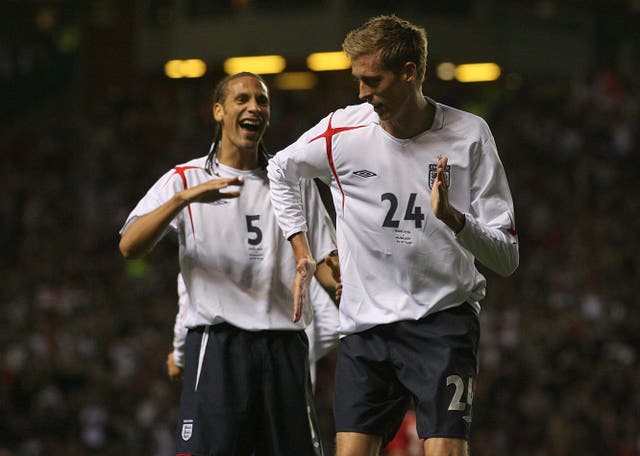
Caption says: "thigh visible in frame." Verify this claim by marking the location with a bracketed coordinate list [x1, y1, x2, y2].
[333, 329, 411, 445]
[176, 325, 257, 456]
[257, 330, 323, 456]
[391, 304, 480, 440]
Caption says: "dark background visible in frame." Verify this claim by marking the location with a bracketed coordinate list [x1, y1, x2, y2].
[1, 1, 639, 455]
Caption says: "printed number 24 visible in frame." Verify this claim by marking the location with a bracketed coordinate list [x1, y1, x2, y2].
[381, 193, 424, 228]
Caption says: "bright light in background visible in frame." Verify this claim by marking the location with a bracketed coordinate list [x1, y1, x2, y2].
[455, 63, 501, 82]
[164, 59, 207, 78]
[275, 72, 319, 90]
[223, 55, 286, 75]
[436, 62, 456, 81]
[306, 51, 351, 71]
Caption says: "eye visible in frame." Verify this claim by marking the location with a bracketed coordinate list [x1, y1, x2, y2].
[363, 77, 380, 87]
[235, 94, 249, 104]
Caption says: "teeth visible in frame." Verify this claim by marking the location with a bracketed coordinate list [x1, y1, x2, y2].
[240, 119, 261, 132]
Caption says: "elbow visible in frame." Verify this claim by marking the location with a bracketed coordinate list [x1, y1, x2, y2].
[496, 252, 519, 277]
[119, 237, 141, 260]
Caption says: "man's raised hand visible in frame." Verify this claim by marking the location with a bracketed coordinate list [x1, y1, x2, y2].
[184, 176, 244, 204]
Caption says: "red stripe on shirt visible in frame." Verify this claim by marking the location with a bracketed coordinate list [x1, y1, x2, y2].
[171, 165, 201, 237]
[309, 113, 366, 212]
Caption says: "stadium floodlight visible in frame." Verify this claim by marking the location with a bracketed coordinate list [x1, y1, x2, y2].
[436, 62, 456, 81]
[165, 60, 183, 79]
[306, 51, 351, 71]
[181, 59, 207, 78]
[454, 63, 501, 83]
[223, 55, 286, 75]
[274, 72, 319, 90]
[164, 59, 207, 79]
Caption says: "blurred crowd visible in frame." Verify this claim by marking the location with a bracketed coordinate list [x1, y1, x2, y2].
[1, 64, 638, 455]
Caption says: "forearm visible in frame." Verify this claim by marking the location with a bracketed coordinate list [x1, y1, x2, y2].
[119, 193, 188, 259]
[439, 206, 465, 234]
[456, 213, 519, 277]
[289, 232, 314, 263]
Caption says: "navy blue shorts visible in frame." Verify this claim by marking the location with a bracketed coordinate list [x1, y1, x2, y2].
[333, 304, 480, 443]
[176, 323, 323, 456]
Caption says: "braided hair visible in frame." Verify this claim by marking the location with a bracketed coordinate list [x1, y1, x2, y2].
[205, 72, 272, 175]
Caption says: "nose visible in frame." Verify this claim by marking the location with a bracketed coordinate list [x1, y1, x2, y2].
[358, 81, 372, 102]
[247, 98, 260, 112]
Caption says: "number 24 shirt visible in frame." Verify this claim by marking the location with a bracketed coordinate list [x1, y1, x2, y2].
[268, 99, 519, 334]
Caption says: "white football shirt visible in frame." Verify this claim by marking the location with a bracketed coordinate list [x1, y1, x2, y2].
[122, 156, 336, 331]
[268, 98, 519, 334]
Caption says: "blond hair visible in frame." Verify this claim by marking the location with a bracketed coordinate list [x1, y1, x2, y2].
[342, 15, 428, 84]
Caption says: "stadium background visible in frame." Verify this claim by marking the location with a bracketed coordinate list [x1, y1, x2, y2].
[1, 1, 639, 455]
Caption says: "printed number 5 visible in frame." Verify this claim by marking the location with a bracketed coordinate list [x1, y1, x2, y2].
[447, 375, 474, 411]
[246, 215, 262, 245]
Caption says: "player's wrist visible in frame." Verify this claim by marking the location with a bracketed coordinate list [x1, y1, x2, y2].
[174, 190, 193, 207]
[442, 209, 465, 233]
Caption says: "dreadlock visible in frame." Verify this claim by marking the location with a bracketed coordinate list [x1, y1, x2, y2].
[205, 72, 272, 174]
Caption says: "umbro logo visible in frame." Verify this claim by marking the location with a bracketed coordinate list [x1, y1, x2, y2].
[353, 170, 377, 178]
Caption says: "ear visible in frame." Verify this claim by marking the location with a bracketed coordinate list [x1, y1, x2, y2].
[213, 102, 224, 122]
[402, 62, 417, 83]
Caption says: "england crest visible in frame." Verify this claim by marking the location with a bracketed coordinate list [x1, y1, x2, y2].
[428, 163, 451, 190]
[181, 420, 193, 441]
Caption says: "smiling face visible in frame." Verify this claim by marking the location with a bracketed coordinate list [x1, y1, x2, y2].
[214, 75, 270, 154]
[351, 51, 415, 123]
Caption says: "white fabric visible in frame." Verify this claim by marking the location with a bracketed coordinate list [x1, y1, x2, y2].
[121, 156, 336, 331]
[268, 99, 519, 334]
[171, 271, 340, 388]
[171, 273, 189, 368]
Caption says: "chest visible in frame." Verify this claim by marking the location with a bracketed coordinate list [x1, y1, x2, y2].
[330, 128, 473, 209]
[181, 177, 280, 252]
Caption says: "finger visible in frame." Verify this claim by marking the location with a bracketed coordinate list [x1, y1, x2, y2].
[293, 280, 304, 322]
[437, 156, 448, 189]
[217, 191, 241, 199]
[221, 176, 244, 186]
[293, 296, 302, 322]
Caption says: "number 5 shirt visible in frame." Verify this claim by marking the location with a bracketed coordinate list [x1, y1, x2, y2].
[121, 156, 336, 331]
[267, 99, 519, 335]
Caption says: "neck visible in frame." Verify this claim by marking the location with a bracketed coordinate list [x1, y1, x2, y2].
[381, 94, 434, 139]
[217, 144, 259, 170]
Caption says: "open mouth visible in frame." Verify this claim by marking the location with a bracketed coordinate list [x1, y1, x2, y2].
[239, 119, 262, 132]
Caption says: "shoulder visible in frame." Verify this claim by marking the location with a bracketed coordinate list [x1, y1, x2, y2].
[156, 155, 209, 188]
[438, 101, 486, 125]
[174, 155, 208, 170]
[437, 101, 491, 137]
[330, 102, 377, 127]
[168, 156, 209, 177]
